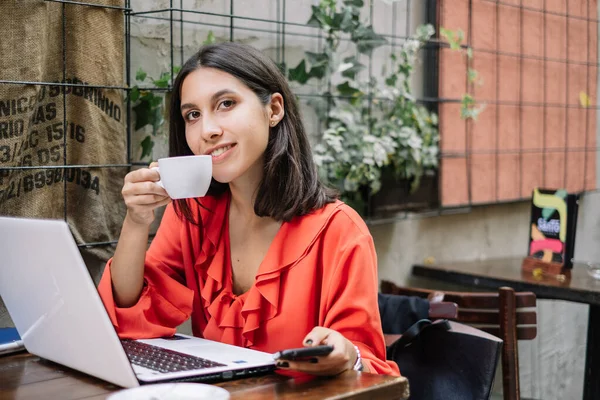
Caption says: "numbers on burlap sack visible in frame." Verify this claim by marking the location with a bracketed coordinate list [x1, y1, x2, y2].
[0, 167, 101, 204]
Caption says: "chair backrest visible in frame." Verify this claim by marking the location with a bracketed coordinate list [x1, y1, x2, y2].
[381, 280, 537, 400]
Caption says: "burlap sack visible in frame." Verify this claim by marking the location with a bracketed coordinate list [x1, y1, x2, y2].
[0, 0, 127, 262]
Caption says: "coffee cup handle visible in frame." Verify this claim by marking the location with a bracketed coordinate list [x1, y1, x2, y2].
[150, 166, 164, 189]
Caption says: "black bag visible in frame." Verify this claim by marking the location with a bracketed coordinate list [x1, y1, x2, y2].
[387, 319, 502, 400]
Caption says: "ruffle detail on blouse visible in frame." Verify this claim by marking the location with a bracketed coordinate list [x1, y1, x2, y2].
[240, 272, 281, 346]
[194, 193, 345, 347]
[189, 194, 227, 306]
[201, 261, 287, 347]
[191, 196, 224, 273]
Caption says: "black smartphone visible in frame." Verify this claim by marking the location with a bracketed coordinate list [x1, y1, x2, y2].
[273, 345, 334, 361]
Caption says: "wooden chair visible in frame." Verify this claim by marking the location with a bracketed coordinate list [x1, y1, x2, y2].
[381, 280, 537, 400]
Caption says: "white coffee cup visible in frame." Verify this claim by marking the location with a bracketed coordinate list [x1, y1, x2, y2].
[151, 155, 212, 199]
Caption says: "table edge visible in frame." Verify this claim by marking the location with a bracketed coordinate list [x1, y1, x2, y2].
[328, 375, 409, 400]
[412, 263, 600, 306]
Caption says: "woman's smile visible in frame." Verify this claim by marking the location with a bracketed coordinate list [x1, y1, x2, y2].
[206, 143, 237, 163]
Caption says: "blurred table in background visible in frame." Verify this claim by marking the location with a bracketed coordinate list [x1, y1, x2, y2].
[412, 257, 600, 400]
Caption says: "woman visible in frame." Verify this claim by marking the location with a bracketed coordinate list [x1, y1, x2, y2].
[98, 42, 399, 376]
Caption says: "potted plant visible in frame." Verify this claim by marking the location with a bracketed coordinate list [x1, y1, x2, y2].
[288, 0, 439, 215]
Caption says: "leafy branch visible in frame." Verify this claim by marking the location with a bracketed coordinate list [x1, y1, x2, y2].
[288, 0, 385, 94]
[130, 67, 180, 159]
[294, 0, 439, 212]
[131, 31, 217, 160]
[439, 27, 485, 120]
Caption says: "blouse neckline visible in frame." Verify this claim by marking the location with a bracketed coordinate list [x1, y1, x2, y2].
[193, 191, 344, 347]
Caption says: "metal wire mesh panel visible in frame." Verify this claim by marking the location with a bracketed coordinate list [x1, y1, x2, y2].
[2, 0, 598, 249]
[126, 0, 439, 218]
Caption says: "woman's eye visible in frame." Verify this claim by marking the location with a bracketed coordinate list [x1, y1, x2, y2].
[185, 111, 200, 121]
[218, 100, 235, 110]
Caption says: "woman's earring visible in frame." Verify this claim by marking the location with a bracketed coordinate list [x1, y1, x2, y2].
[271, 121, 276, 127]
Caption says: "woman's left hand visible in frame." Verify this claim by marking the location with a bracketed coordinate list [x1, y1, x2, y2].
[275, 327, 360, 376]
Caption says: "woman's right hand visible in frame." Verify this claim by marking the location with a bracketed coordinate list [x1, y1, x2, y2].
[121, 162, 171, 226]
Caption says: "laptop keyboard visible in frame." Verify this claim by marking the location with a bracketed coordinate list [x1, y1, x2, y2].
[121, 339, 227, 374]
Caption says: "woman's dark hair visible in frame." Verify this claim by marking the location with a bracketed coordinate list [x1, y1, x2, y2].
[168, 42, 337, 224]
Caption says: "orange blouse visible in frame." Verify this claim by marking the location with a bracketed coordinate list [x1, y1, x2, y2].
[98, 192, 399, 375]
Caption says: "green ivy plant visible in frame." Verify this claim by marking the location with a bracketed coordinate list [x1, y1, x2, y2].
[131, 32, 217, 160]
[374, 25, 440, 193]
[439, 27, 485, 120]
[313, 25, 439, 212]
[288, 0, 385, 89]
[130, 67, 179, 159]
[289, 0, 439, 212]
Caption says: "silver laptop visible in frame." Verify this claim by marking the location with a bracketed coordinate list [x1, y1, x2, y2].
[0, 217, 275, 388]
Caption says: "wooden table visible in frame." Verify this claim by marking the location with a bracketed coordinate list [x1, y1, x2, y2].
[0, 352, 409, 400]
[412, 257, 600, 400]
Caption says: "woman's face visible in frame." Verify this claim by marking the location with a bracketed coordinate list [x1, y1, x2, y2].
[180, 67, 283, 185]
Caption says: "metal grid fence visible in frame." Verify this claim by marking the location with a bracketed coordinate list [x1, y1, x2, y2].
[1, 0, 598, 248]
